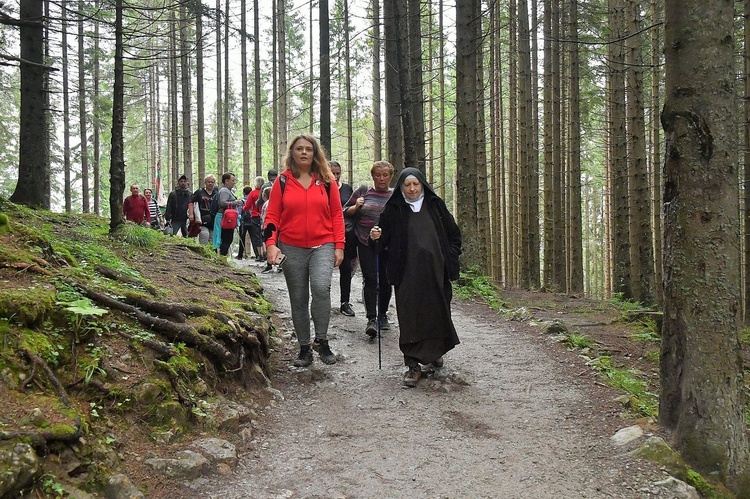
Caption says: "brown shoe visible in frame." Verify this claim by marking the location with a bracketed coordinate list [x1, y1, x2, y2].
[403, 365, 422, 387]
[432, 357, 444, 368]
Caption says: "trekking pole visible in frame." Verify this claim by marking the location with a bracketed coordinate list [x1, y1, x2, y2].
[376, 252, 382, 370]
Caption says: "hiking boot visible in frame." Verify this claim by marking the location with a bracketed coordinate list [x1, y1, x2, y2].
[315, 339, 337, 365]
[379, 315, 391, 330]
[403, 365, 422, 387]
[340, 302, 355, 317]
[365, 318, 378, 338]
[432, 357, 444, 368]
[293, 345, 313, 367]
[261, 263, 273, 273]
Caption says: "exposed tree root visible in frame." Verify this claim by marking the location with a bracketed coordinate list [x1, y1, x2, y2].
[116, 330, 178, 357]
[121, 292, 212, 323]
[95, 265, 159, 296]
[0, 418, 83, 450]
[20, 349, 72, 408]
[4, 261, 54, 276]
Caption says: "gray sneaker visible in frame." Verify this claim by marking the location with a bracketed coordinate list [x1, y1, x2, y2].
[293, 346, 313, 367]
[365, 318, 378, 337]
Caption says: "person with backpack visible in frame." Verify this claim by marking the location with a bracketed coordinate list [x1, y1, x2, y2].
[263, 134, 345, 367]
[343, 161, 395, 338]
[188, 174, 218, 245]
[240, 176, 264, 261]
[165, 174, 191, 237]
[217, 172, 243, 256]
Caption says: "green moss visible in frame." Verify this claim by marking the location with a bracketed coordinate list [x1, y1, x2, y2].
[0, 212, 9, 235]
[0, 288, 56, 327]
[18, 329, 66, 367]
[50, 423, 78, 440]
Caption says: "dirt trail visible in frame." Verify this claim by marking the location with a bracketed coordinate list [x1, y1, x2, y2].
[189, 259, 663, 498]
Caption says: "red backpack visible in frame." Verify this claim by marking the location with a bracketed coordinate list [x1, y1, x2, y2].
[220, 206, 238, 229]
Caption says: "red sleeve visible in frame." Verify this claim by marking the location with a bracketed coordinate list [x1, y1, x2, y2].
[328, 181, 345, 250]
[245, 189, 261, 216]
[263, 177, 284, 247]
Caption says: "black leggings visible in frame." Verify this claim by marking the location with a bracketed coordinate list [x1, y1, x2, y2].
[220, 227, 235, 256]
[357, 241, 391, 319]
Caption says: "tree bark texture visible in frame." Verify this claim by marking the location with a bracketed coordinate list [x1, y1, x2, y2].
[660, 0, 750, 491]
[455, 0, 480, 268]
[109, 0, 125, 231]
[320, 0, 331, 157]
[11, 0, 50, 209]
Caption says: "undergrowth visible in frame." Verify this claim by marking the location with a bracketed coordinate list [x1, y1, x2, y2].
[454, 266, 503, 309]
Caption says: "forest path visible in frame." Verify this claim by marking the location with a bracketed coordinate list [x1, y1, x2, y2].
[189, 258, 663, 498]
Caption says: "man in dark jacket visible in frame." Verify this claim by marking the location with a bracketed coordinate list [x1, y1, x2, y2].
[165, 174, 191, 237]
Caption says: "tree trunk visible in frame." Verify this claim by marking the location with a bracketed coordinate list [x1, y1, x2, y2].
[169, 11, 179, 187]
[109, 0, 125, 230]
[406, 0, 425, 172]
[77, 2, 89, 214]
[277, 0, 287, 156]
[626, 0, 654, 305]
[223, 0, 230, 169]
[609, 0, 631, 298]
[543, 0, 554, 290]
[651, 0, 663, 306]
[93, 0, 100, 214]
[371, 0, 382, 162]
[11, 0, 50, 209]
[660, 0, 750, 492]
[196, 2, 206, 183]
[383, 0, 404, 170]
[241, 0, 249, 181]
[254, 0, 262, 175]
[62, 4, 71, 212]
[179, 3, 193, 187]
[344, 0, 353, 172]
[455, 0, 480, 268]
[216, 0, 223, 176]
[568, 0, 583, 293]
[320, 0, 331, 156]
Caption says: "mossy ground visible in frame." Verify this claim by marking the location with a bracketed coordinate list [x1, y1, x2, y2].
[0, 198, 276, 496]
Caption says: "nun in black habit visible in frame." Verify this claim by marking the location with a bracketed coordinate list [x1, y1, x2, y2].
[369, 167, 462, 387]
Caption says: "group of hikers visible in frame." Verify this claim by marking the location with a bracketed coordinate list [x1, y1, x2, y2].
[122, 133, 463, 388]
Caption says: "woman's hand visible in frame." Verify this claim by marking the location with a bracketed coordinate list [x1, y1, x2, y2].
[334, 249, 344, 267]
[266, 244, 281, 264]
[355, 197, 365, 209]
[369, 226, 382, 240]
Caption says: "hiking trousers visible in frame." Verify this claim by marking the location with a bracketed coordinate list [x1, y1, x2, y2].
[279, 242, 335, 347]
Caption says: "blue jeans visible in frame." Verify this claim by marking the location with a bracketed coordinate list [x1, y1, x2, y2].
[279, 242, 335, 346]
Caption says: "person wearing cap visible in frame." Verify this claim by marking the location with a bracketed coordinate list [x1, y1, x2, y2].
[369, 167, 462, 388]
[165, 174, 192, 236]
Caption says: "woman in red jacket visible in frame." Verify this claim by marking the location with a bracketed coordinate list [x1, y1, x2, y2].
[263, 134, 345, 367]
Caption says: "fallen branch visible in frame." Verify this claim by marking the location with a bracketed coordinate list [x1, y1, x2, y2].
[0, 418, 82, 450]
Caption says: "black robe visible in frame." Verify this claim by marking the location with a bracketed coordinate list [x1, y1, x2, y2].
[371, 167, 462, 365]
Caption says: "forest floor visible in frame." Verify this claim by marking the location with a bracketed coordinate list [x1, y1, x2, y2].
[156, 256, 671, 498]
[0, 202, 682, 498]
